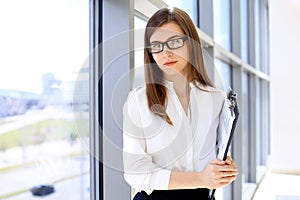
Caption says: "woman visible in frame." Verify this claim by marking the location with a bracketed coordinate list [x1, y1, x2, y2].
[123, 7, 238, 200]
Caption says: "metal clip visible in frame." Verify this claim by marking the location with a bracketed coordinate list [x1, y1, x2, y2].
[227, 89, 237, 117]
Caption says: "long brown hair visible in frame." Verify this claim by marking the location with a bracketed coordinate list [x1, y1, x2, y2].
[144, 7, 214, 125]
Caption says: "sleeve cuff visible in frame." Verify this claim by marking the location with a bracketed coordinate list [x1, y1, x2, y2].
[150, 169, 171, 191]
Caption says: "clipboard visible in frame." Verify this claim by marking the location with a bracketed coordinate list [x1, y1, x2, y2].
[209, 89, 240, 200]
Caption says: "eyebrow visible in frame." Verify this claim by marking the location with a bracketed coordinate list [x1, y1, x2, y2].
[150, 35, 183, 43]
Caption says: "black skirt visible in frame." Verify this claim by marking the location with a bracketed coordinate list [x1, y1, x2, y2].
[133, 188, 211, 200]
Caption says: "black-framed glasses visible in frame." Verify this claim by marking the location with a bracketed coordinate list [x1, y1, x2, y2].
[148, 37, 188, 54]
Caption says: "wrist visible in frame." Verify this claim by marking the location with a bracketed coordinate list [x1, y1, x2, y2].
[169, 171, 206, 190]
[196, 171, 207, 189]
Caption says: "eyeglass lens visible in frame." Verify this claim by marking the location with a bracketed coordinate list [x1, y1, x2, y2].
[150, 37, 186, 53]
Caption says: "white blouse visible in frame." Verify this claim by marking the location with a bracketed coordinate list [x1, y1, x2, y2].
[123, 80, 231, 195]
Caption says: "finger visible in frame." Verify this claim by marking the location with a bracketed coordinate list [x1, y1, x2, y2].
[221, 171, 238, 177]
[225, 156, 233, 164]
[225, 160, 231, 165]
[219, 169, 239, 175]
[218, 171, 238, 179]
[219, 176, 237, 183]
[219, 165, 238, 172]
[226, 156, 232, 161]
[223, 174, 237, 180]
[219, 172, 237, 180]
[221, 168, 238, 173]
[210, 158, 226, 165]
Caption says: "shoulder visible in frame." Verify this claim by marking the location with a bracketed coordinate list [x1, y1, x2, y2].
[126, 84, 147, 102]
[123, 85, 152, 128]
[124, 84, 148, 111]
[192, 82, 228, 113]
[193, 81, 227, 99]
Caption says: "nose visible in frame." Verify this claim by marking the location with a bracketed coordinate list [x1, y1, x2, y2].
[162, 46, 173, 56]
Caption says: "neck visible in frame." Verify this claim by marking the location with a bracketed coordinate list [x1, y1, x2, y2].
[164, 73, 191, 115]
[165, 74, 190, 97]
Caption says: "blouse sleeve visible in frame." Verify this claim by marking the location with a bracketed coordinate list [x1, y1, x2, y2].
[216, 96, 235, 160]
[122, 90, 171, 195]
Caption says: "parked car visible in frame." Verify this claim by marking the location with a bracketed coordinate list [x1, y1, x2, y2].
[31, 185, 55, 196]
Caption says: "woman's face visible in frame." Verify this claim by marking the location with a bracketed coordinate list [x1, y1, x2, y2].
[149, 21, 190, 79]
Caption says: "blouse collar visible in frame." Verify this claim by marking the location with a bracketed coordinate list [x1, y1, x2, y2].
[163, 79, 208, 91]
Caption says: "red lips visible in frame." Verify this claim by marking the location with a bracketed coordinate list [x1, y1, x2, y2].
[164, 61, 177, 66]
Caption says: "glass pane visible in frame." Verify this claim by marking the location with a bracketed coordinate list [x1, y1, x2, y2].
[261, 80, 269, 165]
[163, 0, 198, 25]
[264, 4, 270, 75]
[256, 78, 262, 165]
[214, 0, 231, 51]
[0, 1, 90, 199]
[242, 73, 251, 182]
[241, 0, 249, 63]
[267, 82, 270, 155]
[255, 0, 261, 70]
[214, 59, 232, 92]
[134, 16, 147, 87]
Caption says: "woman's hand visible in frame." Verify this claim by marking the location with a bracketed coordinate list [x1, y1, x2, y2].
[200, 156, 238, 189]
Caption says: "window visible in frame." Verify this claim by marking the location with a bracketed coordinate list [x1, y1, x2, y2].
[163, 0, 198, 25]
[199, 0, 214, 37]
[254, 0, 261, 70]
[133, 16, 147, 87]
[256, 78, 267, 182]
[261, 80, 270, 163]
[0, 1, 90, 199]
[242, 73, 251, 182]
[262, 1, 270, 74]
[241, 0, 249, 63]
[257, 78, 262, 166]
[214, 59, 232, 92]
[213, 0, 231, 51]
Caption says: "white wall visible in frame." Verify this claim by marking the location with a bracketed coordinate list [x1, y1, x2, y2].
[270, 0, 300, 172]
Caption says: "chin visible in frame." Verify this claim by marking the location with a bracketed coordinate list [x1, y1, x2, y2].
[159, 64, 187, 78]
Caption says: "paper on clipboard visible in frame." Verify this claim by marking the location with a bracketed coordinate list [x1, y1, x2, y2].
[216, 97, 235, 160]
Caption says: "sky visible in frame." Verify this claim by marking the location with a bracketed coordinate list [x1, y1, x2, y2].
[0, 0, 89, 94]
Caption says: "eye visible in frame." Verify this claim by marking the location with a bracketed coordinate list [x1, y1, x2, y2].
[151, 43, 161, 48]
[150, 43, 162, 53]
[167, 38, 183, 48]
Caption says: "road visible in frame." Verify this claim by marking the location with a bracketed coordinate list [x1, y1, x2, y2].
[4, 173, 90, 200]
[0, 106, 74, 135]
[0, 106, 90, 199]
[0, 155, 90, 200]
